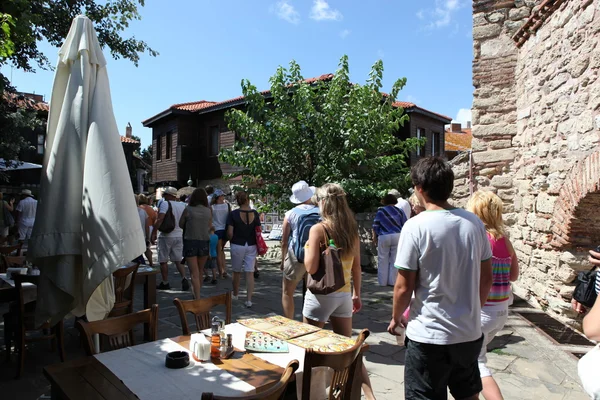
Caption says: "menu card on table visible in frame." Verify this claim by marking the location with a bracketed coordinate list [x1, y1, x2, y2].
[288, 330, 356, 352]
[237, 315, 321, 340]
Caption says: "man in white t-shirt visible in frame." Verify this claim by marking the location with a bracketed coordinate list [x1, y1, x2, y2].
[388, 189, 412, 219]
[280, 180, 318, 319]
[16, 189, 37, 241]
[387, 157, 493, 400]
[152, 187, 188, 291]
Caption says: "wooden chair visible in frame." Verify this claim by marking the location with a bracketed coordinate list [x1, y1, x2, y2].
[76, 304, 159, 356]
[108, 262, 139, 318]
[3, 274, 65, 378]
[200, 360, 299, 400]
[0, 244, 23, 272]
[173, 291, 232, 335]
[301, 329, 370, 400]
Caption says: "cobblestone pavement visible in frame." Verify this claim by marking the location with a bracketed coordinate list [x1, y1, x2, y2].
[0, 243, 591, 399]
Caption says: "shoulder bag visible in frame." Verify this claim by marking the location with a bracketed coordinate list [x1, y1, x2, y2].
[573, 267, 597, 308]
[158, 200, 176, 234]
[306, 224, 346, 295]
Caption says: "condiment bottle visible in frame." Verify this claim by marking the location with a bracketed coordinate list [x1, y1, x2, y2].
[210, 321, 221, 359]
[219, 337, 228, 359]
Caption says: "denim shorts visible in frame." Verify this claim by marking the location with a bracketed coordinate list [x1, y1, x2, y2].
[183, 239, 209, 258]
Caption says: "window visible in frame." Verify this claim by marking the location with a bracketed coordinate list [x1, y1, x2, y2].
[431, 132, 440, 156]
[156, 135, 162, 161]
[416, 128, 425, 157]
[37, 134, 44, 155]
[210, 125, 220, 156]
[165, 132, 172, 159]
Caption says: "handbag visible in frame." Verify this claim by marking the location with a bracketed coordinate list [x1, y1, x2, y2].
[573, 267, 597, 308]
[158, 200, 176, 234]
[306, 225, 346, 295]
[578, 344, 600, 399]
[255, 226, 268, 256]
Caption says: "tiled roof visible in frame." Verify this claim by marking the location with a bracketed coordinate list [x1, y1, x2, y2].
[120, 136, 140, 144]
[392, 101, 451, 121]
[445, 128, 472, 152]
[172, 100, 217, 112]
[5, 93, 49, 112]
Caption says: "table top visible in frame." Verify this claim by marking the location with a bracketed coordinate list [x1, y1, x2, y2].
[44, 319, 367, 400]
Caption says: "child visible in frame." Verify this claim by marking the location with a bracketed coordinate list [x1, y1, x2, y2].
[467, 190, 520, 400]
[203, 227, 219, 284]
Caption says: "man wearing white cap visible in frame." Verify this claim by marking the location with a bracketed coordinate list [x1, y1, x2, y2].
[16, 189, 37, 241]
[280, 180, 319, 319]
[152, 187, 189, 291]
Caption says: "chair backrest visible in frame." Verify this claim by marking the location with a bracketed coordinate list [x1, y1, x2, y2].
[200, 360, 299, 400]
[109, 263, 139, 318]
[12, 274, 40, 328]
[301, 329, 370, 400]
[0, 243, 23, 256]
[76, 304, 159, 356]
[173, 291, 232, 335]
[4, 255, 26, 267]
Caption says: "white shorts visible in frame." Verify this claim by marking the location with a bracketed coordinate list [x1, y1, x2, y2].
[478, 307, 509, 377]
[230, 244, 257, 273]
[18, 223, 33, 241]
[303, 290, 352, 322]
[158, 236, 183, 264]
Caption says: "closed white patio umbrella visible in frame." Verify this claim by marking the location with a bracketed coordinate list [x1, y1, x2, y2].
[29, 15, 145, 326]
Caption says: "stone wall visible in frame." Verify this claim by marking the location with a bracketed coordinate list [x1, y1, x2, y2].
[470, 0, 600, 324]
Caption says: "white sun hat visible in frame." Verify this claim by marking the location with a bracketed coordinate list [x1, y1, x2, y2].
[290, 180, 316, 204]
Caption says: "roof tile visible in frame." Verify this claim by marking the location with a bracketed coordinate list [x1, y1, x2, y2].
[445, 128, 472, 152]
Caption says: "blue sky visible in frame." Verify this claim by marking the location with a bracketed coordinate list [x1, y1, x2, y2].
[5, 0, 473, 149]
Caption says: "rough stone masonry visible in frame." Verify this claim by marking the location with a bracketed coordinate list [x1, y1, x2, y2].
[457, 0, 600, 326]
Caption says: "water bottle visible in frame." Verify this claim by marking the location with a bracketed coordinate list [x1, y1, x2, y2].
[329, 239, 336, 249]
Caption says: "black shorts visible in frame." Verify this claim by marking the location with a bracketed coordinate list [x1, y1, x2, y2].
[404, 335, 484, 400]
[183, 239, 209, 258]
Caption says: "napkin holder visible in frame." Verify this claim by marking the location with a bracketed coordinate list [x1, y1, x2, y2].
[190, 333, 211, 361]
[6, 267, 28, 280]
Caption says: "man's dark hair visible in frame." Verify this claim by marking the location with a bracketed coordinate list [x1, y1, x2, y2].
[189, 188, 209, 207]
[382, 194, 398, 206]
[411, 156, 454, 202]
[205, 185, 214, 195]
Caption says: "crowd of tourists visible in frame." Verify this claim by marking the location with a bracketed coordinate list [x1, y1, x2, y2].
[132, 155, 600, 400]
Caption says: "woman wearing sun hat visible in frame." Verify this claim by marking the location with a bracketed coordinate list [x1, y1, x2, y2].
[280, 180, 319, 319]
[211, 189, 230, 278]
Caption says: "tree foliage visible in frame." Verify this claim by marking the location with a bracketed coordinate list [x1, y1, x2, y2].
[0, 0, 156, 165]
[221, 56, 420, 213]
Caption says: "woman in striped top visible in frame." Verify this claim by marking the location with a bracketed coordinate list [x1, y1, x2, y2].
[467, 191, 519, 400]
[372, 194, 408, 286]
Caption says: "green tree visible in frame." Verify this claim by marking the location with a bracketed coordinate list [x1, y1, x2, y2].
[221, 55, 420, 213]
[0, 0, 156, 163]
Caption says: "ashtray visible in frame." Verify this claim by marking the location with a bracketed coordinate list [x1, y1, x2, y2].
[165, 351, 190, 369]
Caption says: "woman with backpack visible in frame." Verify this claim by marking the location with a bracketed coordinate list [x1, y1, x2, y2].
[372, 193, 408, 287]
[280, 180, 319, 319]
[211, 189, 230, 279]
[303, 183, 375, 400]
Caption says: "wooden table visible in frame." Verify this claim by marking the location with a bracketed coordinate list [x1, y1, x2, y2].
[44, 335, 285, 400]
[134, 268, 160, 340]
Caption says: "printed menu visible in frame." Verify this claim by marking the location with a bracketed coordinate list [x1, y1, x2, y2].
[237, 315, 321, 340]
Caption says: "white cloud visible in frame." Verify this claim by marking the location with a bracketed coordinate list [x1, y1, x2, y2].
[339, 29, 351, 39]
[310, 0, 342, 21]
[421, 0, 464, 29]
[454, 108, 472, 126]
[272, 0, 300, 24]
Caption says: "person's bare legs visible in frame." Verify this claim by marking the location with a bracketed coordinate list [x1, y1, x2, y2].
[303, 316, 326, 329]
[160, 262, 169, 282]
[330, 316, 376, 400]
[217, 240, 227, 277]
[187, 257, 200, 299]
[282, 278, 299, 319]
[232, 272, 241, 297]
[245, 271, 255, 302]
[481, 376, 504, 400]
[144, 246, 153, 267]
[174, 261, 186, 280]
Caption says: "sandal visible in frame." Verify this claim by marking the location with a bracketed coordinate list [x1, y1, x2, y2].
[221, 272, 228, 279]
